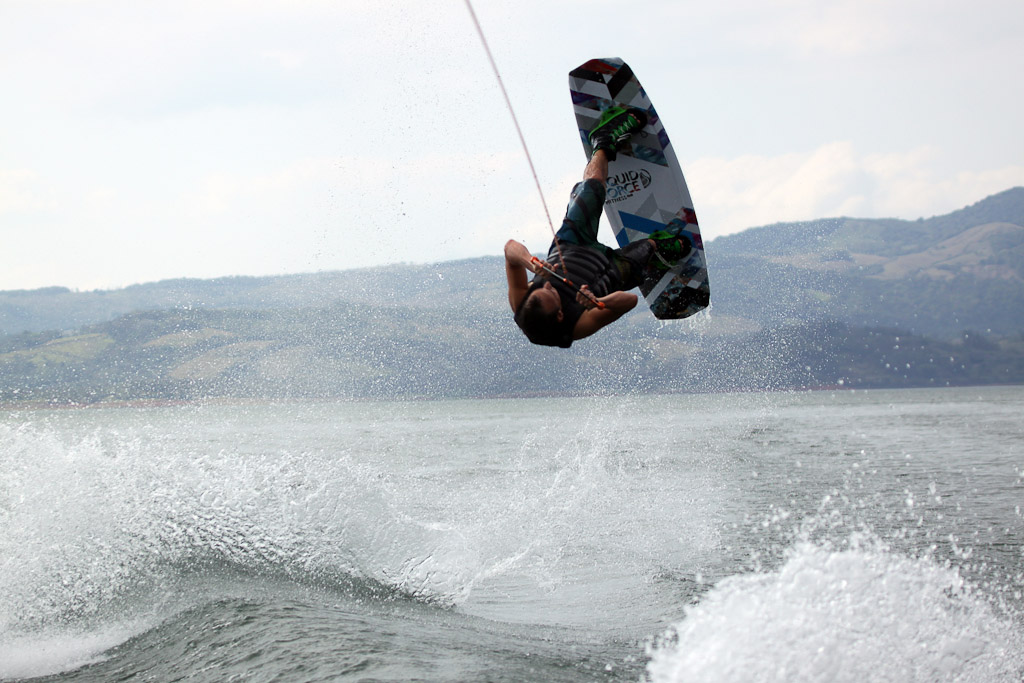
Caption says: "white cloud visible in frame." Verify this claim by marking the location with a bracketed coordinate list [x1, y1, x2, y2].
[259, 49, 307, 70]
[700, 0, 1024, 62]
[690, 142, 1024, 239]
[1, 0, 1021, 290]
[0, 170, 47, 214]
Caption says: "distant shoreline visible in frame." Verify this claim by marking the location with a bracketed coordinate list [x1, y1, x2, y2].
[4, 382, 1023, 413]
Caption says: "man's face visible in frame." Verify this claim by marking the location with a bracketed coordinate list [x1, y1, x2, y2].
[531, 281, 562, 320]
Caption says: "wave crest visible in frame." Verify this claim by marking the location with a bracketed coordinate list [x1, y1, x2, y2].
[645, 540, 1024, 683]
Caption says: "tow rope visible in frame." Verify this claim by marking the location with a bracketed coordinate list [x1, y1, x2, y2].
[462, 0, 568, 273]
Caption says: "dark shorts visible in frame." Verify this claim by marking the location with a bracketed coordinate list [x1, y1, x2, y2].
[549, 178, 652, 290]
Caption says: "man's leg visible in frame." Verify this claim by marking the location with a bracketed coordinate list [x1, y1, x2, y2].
[583, 148, 610, 184]
[553, 106, 645, 253]
[614, 239, 655, 289]
[614, 231, 694, 287]
[552, 151, 611, 250]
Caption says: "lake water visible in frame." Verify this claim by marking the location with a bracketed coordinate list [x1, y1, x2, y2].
[1, 387, 1022, 682]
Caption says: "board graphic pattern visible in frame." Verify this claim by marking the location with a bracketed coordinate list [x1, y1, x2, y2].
[570, 58, 710, 319]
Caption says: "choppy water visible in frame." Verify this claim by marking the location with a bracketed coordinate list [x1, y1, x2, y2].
[1, 387, 1022, 682]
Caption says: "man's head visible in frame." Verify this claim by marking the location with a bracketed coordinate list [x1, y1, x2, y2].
[514, 281, 565, 346]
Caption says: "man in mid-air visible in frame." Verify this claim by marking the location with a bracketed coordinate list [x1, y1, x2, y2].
[504, 107, 686, 347]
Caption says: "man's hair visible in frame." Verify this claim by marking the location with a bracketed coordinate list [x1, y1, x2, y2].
[514, 289, 562, 346]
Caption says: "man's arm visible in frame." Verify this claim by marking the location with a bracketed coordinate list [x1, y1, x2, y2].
[504, 240, 534, 312]
[505, 240, 554, 313]
[572, 290, 638, 340]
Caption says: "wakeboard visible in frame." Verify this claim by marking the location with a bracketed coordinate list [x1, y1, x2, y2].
[569, 58, 710, 319]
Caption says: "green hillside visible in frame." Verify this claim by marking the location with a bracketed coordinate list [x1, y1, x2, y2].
[3, 305, 1022, 404]
[708, 187, 1024, 336]
[2, 187, 1023, 403]
[3, 188, 1023, 340]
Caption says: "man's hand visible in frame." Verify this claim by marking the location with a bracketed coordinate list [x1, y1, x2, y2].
[529, 256, 560, 276]
[575, 284, 600, 309]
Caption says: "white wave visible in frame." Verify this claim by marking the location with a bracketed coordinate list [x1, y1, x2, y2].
[645, 540, 1024, 683]
[0, 403, 727, 644]
[0, 622, 148, 681]
[0, 415, 529, 634]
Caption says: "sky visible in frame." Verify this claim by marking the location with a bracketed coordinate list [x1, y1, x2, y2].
[2, 0, 1023, 291]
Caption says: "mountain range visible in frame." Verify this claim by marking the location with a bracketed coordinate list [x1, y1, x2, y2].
[2, 187, 1023, 403]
